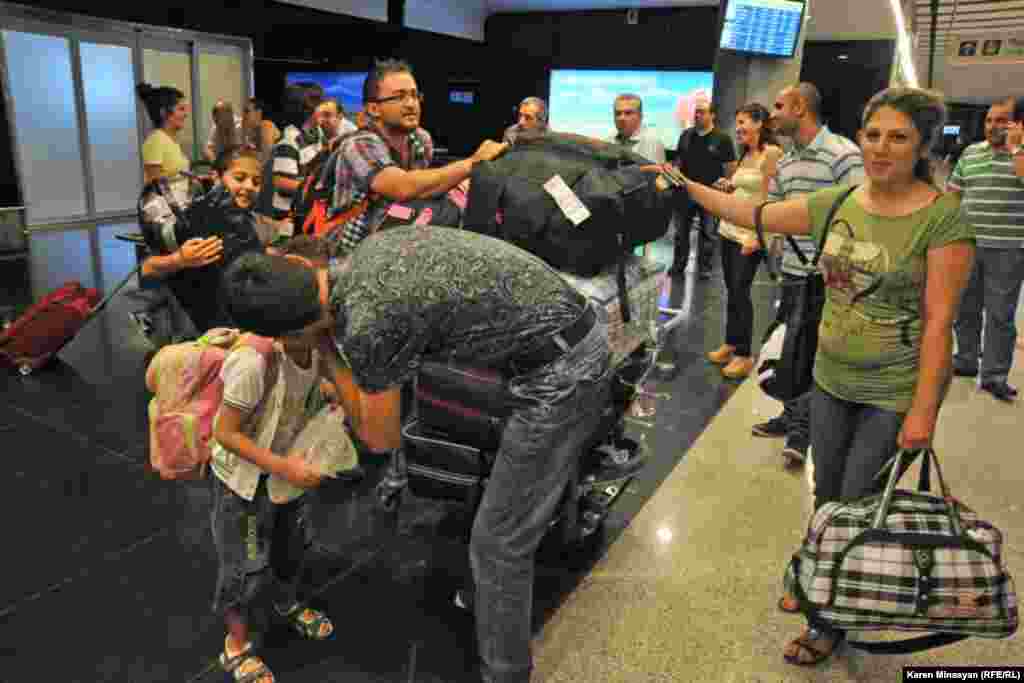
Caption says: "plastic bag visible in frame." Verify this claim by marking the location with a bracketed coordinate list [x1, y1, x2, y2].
[267, 404, 359, 504]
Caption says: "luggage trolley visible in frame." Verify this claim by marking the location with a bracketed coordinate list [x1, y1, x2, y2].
[382, 253, 671, 550]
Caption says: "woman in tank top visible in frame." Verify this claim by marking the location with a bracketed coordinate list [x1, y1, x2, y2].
[707, 103, 783, 379]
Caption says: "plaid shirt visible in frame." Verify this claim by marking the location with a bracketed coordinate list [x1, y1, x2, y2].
[325, 126, 433, 259]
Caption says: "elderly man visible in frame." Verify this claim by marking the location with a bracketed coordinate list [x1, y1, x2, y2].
[608, 93, 665, 165]
[948, 96, 1024, 402]
[752, 82, 865, 466]
[672, 100, 735, 278]
[502, 97, 548, 144]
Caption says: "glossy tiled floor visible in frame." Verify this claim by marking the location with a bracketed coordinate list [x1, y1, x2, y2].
[3, 229, 1021, 683]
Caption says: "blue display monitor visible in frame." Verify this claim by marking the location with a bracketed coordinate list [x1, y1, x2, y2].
[719, 0, 806, 59]
[285, 72, 367, 116]
[548, 69, 715, 152]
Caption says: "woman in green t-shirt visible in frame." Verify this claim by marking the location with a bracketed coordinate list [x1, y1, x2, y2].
[672, 87, 975, 667]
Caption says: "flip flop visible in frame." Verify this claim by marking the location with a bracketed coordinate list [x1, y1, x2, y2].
[777, 594, 801, 614]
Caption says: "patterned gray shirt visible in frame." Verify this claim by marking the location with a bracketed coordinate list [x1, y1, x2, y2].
[329, 226, 587, 392]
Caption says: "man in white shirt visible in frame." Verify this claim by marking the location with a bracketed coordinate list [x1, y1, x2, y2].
[608, 93, 665, 164]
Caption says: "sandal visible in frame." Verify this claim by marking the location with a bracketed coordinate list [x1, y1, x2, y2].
[777, 594, 801, 614]
[274, 602, 334, 640]
[220, 640, 275, 683]
[783, 628, 842, 667]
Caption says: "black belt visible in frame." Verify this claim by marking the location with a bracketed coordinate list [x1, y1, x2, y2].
[509, 305, 597, 376]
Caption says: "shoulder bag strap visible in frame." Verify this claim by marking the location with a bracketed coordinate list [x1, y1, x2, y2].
[754, 201, 779, 281]
[811, 185, 858, 268]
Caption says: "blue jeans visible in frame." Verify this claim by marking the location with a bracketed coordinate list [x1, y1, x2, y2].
[954, 247, 1024, 384]
[776, 274, 810, 440]
[470, 309, 612, 683]
[809, 384, 906, 511]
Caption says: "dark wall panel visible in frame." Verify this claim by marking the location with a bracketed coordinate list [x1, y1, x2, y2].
[5, 2, 719, 157]
[798, 40, 895, 142]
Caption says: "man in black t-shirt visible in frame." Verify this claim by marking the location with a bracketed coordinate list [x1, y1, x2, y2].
[672, 101, 736, 278]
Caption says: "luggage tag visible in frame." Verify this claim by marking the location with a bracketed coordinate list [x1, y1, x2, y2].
[387, 204, 414, 220]
[543, 175, 591, 227]
[300, 144, 319, 166]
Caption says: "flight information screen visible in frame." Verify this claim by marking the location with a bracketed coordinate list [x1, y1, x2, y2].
[719, 0, 805, 58]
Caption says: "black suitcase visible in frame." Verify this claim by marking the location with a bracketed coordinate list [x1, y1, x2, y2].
[463, 131, 675, 278]
[415, 361, 513, 451]
[403, 419, 495, 505]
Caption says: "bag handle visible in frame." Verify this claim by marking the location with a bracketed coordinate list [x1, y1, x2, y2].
[872, 448, 965, 538]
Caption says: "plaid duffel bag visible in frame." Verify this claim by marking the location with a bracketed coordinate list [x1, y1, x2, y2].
[784, 448, 1018, 654]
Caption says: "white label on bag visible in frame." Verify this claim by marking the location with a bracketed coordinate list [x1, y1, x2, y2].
[300, 144, 319, 166]
[543, 175, 591, 227]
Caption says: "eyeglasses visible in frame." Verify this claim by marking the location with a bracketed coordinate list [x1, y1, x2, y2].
[374, 91, 424, 105]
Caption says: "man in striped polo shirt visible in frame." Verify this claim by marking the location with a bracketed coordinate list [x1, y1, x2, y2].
[947, 97, 1024, 402]
[752, 83, 865, 464]
[258, 82, 324, 239]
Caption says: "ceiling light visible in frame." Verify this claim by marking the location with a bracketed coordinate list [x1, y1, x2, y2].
[889, 0, 920, 86]
[838, 54, 849, 60]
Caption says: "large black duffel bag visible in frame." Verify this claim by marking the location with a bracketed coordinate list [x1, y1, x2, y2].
[463, 132, 677, 278]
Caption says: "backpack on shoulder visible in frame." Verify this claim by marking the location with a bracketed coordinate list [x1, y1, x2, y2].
[144, 328, 276, 480]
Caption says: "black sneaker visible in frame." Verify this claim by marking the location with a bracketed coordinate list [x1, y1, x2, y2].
[752, 415, 789, 438]
[981, 381, 1018, 403]
[952, 362, 978, 378]
[782, 434, 809, 464]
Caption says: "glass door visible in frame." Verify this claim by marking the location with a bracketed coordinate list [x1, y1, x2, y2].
[138, 35, 197, 164]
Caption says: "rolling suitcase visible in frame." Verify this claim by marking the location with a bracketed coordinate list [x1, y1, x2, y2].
[414, 362, 512, 452]
[0, 267, 141, 375]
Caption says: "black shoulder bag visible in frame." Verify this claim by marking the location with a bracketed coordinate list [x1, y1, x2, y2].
[755, 186, 857, 402]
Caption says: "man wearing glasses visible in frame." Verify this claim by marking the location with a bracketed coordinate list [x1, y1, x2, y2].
[324, 59, 506, 258]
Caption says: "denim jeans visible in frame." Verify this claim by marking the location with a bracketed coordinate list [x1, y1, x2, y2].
[673, 202, 716, 272]
[954, 247, 1024, 385]
[470, 308, 612, 683]
[808, 384, 906, 511]
[776, 273, 810, 439]
[721, 238, 763, 356]
[209, 475, 313, 620]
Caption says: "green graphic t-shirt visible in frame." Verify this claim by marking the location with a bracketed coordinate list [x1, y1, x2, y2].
[807, 186, 974, 412]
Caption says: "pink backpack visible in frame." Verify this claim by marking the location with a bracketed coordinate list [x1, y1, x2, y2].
[144, 328, 275, 480]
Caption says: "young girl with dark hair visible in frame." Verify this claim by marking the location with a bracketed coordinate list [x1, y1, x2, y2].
[707, 103, 784, 378]
[139, 146, 266, 335]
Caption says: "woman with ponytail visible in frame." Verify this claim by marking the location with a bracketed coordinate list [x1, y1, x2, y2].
[706, 103, 783, 379]
[137, 82, 191, 186]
